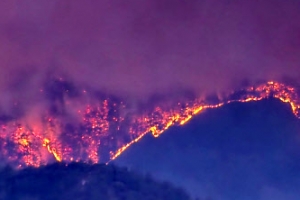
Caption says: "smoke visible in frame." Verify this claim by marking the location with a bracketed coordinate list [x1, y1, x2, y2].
[0, 0, 300, 116]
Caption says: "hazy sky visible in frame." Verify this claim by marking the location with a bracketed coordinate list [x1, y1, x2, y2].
[0, 0, 299, 102]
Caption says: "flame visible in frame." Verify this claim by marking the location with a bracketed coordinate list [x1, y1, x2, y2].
[110, 81, 300, 160]
[0, 81, 300, 167]
[42, 138, 62, 162]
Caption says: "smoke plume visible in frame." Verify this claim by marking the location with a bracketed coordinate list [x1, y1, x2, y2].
[0, 0, 299, 114]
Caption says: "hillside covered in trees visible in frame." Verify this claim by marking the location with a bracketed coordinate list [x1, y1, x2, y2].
[0, 162, 192, 200]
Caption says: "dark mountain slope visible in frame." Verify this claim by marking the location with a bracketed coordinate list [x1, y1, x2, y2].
[0, 162, 191, 200]
[115, 98, 300, 200]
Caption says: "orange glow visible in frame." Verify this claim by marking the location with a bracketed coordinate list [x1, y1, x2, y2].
[0, 81, 300, 167]
[43, 138, 62, 162]
[110, 81, 300, 161]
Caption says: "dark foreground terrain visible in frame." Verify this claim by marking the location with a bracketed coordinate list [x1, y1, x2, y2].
[0, 162, 191, 200]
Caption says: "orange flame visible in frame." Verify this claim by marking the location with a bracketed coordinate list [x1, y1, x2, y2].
[110, 81, 300, 160]
[0, 81, 300, 167]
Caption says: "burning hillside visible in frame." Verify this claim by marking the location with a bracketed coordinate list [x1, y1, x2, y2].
[0, 81, 299, 168]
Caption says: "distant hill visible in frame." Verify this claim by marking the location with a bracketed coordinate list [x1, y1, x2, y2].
[115, 98, 300, 200]
[0, 162, 192, 200]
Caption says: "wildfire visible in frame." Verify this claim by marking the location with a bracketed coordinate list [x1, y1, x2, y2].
[42, 138, 62, 162]
[0, 81, 299, 167]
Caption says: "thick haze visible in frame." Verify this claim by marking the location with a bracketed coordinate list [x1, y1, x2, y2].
[0, 0, 300, 105]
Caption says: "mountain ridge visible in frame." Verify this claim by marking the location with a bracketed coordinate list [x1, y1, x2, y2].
[115, 98, 300, 200]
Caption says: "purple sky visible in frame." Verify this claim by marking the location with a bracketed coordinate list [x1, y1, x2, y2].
[0, 0, 299, 107]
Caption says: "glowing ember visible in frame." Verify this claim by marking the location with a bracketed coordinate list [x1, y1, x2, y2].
[0, 81, 300, 167]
